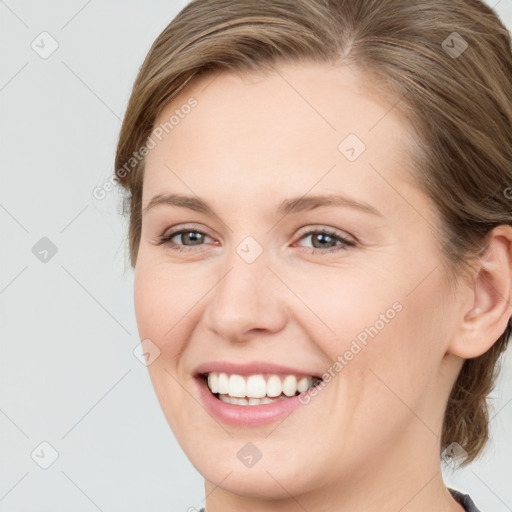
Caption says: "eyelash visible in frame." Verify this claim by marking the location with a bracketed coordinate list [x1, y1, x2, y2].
[155, 226, 356, 254]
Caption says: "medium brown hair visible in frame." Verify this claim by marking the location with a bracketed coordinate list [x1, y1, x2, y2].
[114, 0, 512, 465]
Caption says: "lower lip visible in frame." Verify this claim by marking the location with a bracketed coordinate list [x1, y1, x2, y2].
[194, 375, 321, 427]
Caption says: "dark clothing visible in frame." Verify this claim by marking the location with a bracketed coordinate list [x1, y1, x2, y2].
[449, 488, 481, 511]
[197, 488, 480, 511]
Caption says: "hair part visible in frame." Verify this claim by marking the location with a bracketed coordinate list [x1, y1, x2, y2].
[114, 0, 512, 465]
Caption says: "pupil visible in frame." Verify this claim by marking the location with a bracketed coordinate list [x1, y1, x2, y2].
[184, 232, 203, 245]
[314, 233, 334, 248]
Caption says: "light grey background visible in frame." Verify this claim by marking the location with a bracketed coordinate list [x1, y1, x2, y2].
[1, 1, 511, 511]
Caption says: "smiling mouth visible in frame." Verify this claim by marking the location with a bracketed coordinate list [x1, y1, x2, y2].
[200, 372, 324, 406]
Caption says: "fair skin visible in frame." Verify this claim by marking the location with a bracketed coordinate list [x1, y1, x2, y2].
[134, 61, 512, 512]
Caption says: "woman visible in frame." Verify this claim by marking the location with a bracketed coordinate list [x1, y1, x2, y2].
[114, 0, 512, 510]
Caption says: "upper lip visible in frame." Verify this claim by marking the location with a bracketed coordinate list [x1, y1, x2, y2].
[193, 360, 323, 378]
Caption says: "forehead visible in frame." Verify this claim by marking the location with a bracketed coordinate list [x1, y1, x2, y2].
[142, 61, 421, 217]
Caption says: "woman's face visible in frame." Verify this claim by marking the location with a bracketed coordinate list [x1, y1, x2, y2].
[134, 62, 464, 503]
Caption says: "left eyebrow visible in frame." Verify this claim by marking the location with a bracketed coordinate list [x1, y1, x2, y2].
[142, 192, 384, 218]
[276, 193, 384, 218]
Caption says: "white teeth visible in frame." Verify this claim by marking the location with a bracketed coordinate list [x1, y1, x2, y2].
[207, 373, 218, 394]
[263, 396, 287, 404]
[246, 375, 267, 398]
[267, 375, 282, 397]
[229, 374, 246, 397]
[297, 376, 311, 393]
[219, 395, 288, 405]
[282, 375, 297, 397]
[206, 372, 319, 399]
[217, 372, 229, 394]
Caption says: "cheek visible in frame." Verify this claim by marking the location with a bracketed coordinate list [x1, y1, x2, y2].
[133, 257, 218, 394]
[283, 262, 407, 358]
[305, 260, 447, 405]
[133, 261, 198, 424]
[133, 258, 201, 340]
[343, 269, 450, 427]
[134, 266, 167, 341]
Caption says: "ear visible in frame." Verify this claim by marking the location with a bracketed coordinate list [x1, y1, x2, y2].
[448, 225, 512, 359]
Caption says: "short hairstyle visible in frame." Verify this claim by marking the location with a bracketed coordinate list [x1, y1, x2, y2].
[114, 0, 512, 465]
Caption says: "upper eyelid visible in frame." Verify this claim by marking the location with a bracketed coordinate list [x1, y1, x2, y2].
[296, 225, 354, 239]
[162, 224, 212, 238]
[161, 224, 350, 235]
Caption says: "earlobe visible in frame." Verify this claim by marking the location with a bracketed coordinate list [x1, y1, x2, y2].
[449, 225, 512, 360]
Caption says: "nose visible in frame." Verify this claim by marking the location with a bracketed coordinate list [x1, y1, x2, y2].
[203, 246, 288, 343]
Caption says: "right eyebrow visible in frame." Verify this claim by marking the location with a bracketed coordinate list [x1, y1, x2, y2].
[143, 193, 213, 216]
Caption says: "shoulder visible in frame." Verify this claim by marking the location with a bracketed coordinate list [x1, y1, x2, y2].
[449, 488, 482, 512]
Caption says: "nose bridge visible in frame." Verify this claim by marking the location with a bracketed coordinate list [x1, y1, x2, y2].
[204, 238, 285, 340]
